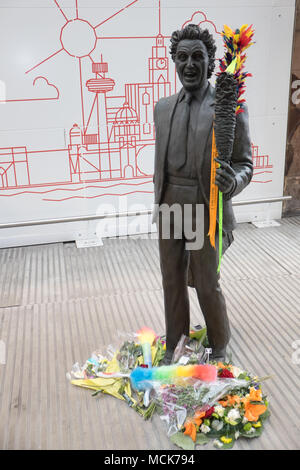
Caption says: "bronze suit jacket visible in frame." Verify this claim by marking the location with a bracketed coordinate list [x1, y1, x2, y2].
[152, 83, 253, 233]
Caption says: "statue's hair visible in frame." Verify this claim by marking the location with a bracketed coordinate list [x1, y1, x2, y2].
[170, 24, 217, 79]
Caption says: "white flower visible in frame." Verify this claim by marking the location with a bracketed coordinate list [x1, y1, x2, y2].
[242, 416, 248, 424]
[230, 366, 243, 378]
[227, 409, 241, 422]
[200, 424, 210, 434]
[212, 419, 224, 431]
[213, 439, 223, 449]
[248, 427, 255, 434]
[235, 431, 240, 439]
[214, 405, 225, 417]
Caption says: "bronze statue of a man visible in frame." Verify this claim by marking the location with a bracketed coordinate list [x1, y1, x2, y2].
[152, 24, 253, 364]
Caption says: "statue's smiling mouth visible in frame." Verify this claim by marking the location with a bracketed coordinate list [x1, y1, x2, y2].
[184, 71, 198, 79]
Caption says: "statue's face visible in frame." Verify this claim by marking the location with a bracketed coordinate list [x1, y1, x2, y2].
[175, 39, 209, 91]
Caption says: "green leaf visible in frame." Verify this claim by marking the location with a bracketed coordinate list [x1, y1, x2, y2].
[220, 439, 235, 450]
[196, 433, 210, 446]
[260, 409, 271, 422]
[153, 340, 165, 366]
[243, 422, 252, 432]
[237, 372, 248, 380]
[91, 389, 102, 397]
[240, 426, 263, 439]
[189, 327, 207, 344]
[170, 432, 195, 450]
[207, 428, 224, 438]
[213, 436, 235, 450]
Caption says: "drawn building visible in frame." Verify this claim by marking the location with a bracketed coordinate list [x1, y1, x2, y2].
[67, 34, 171, 183]
[0, 147, 30, 189]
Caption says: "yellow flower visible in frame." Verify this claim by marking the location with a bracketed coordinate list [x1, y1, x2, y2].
[220, 436, 232, 444]
[253, 421, 262, 428]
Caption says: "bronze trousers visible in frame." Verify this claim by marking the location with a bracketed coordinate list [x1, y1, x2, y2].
[158, 179, 231, 356]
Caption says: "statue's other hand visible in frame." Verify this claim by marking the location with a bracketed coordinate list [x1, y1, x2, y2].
[214, 158, 236, 194]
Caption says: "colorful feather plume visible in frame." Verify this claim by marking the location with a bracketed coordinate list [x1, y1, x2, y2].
[130, 364, 217, 391]
[208, 24, 254, 271]
[90, 364, 218, 391]
[218, 24, 254, 115]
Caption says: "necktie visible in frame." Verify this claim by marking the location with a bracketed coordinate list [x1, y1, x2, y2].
[173, 92, 193, 169]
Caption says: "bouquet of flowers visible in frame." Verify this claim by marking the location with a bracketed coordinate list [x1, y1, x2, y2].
[161, 362, 270, 450]
[67, 327, 270, 450]
[67, 330, 165, 419]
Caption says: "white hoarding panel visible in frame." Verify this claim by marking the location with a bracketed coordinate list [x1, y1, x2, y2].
[0, 0, 295, 247]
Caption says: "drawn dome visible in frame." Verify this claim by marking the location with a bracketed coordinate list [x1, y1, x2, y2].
[115, 102, 138, 124]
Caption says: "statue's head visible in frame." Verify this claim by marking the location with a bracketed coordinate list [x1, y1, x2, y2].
[170, 24, 216, 91]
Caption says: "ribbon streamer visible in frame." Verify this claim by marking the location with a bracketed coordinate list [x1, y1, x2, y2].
[208, 127, 219, 249]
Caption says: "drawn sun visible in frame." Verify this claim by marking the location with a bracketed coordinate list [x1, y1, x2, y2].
[25, 0, 140, 74]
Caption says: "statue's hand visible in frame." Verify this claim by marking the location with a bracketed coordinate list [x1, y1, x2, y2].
[214, 158, 236, 194]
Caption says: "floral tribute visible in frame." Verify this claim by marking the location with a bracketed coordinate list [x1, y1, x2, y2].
[67, 327, 270, 450]
[165, 362, 270, 450]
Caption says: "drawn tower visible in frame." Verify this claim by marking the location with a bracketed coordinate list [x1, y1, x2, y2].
[149, 34, 170, 105]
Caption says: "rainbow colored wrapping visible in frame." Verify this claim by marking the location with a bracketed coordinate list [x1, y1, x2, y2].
[130, 364, 217, 391]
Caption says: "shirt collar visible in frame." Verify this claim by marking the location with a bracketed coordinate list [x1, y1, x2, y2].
[179, 83, 210, 103]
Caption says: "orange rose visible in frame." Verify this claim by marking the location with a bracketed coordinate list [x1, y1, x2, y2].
[193, 410, 206, 426]
[249, 387, 262, 402]
[242, 395, 267, 422]
[183, 420, 197, 442]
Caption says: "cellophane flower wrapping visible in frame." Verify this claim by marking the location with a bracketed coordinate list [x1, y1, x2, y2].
[152, 354, 270, 450]
[68, 328, 270, 449]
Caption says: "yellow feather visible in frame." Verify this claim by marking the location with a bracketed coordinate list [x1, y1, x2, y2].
[223, 24, 233, 37]
[240, 24, 248, 33]
[234, 33, 240, 43]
